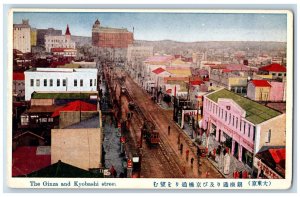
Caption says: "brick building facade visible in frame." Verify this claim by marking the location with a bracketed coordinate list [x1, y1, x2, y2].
[92, 19, 133, 48]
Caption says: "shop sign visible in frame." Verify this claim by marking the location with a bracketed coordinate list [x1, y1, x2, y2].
[256, 159, 282, 179]
[183, 110, 201, 116]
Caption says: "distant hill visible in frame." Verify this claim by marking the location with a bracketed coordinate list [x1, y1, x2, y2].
[72, 36, 92, 46]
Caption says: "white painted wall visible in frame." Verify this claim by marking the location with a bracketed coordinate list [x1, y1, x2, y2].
[13, 27, 31, 53]
[24, 68, 98, 100]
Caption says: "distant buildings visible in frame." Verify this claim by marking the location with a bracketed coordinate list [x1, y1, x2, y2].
[45, 25, 75, 52]
[13, 19, 31, 53]
[202, 89, 285, 168]
[259, 63, 287, 80]
[92, 19, 134, 48]
[24, 67, 98, 100]
[36, 28, 62, 47]
[30, 28, 37, 47]
[127, 45, 154, 63]
[247, 79, 286, 102]
[51, 48, 77, 58]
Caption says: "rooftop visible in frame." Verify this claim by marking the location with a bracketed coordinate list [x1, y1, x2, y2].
[256, 146, 285, 178]
[25, 160, 103, 178]
[51, 100, 97, 117]
[12, 146, 51, 177]
[13, 72, 25, 81]
[31, 92, 98, 100]
[152, 67, 166, 75]
[100, 26, 130, 33]
[251, 80, 272, 87]
[64, 114, 100, 129]
[206, 89, 282, 124]
[259, 63, 286, 72]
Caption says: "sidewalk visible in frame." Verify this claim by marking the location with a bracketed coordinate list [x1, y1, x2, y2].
[207, 137, 252, 178]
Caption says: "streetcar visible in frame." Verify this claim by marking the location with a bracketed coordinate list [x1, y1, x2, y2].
[142, 120, 160, 147]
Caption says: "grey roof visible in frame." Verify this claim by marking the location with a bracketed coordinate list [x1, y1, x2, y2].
[64, 115, 100, 129]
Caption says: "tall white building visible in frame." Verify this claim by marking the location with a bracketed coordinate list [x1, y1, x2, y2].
[45, 25, 76, 53]
[24, 68, 98, 100]
[13, 19, 31, 53]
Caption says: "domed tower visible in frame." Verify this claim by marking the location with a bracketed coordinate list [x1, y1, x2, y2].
[92, 19, 101, 46]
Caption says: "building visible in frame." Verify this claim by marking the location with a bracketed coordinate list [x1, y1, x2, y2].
[253, 146, 285, 179]
[51, 110, 103, 171]
[13, 71, 25, 98]
[92, 19, 134, 48]
[247, 80, 271, 101]
[24, 67, 98, 100]
[127, 45, 154, 63]
[247, 80, 286, 102]
[13, 19, 31, 53]
[51, 48, 77, 58]
[259, 63, 287, 80]
[36, 28, 62, 47]
[12, 146, 51, 177]
[202, 88, 285, 168]
[45, 25, 75, 52]
[30, 28, 37, 47]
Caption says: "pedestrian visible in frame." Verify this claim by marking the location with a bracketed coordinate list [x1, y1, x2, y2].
[168, 125, 171, 135]
[191, 157, 194, 168]
[177, 133, 181, 144]
[186, 149, 190, 162]
[180, 144, 183, 155]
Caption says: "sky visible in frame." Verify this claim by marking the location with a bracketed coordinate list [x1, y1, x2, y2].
[13, 12, 287, 42]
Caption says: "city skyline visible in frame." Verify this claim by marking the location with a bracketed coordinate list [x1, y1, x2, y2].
[14, 12, 287, 42]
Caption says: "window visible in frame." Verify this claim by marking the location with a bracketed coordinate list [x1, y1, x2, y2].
[74, 79, 77, 87]
[222, 109, 223, 119]
[30, 79, 34, 87]
[244, 122, 246, 134]
[50, 79, 53, 87]
[90, 79, 93, 87]
[284, 73, 286, 77]
[36, 79, 40, 87]
[63, 79, 66, 86]
[236, 118, 238, 129]
[233, 116, 235, 126]
[229, 113, 231, 124]
[278, 73, 282, 77]
[225, 111, 227, 121]
[240, 120, 242, 131]
[248, 125, 251, 137]
[57, 79, 60, 87]
[265, 129, 271, 143]
[94, 79, 96, 86]
[44, 79, 47, 87]
[272, 73, 276, 76]
[253, 127, 256, 141]
[80, 79, 83, 87]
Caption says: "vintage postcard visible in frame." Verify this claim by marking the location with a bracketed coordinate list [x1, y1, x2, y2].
[6, 8, 293, 190]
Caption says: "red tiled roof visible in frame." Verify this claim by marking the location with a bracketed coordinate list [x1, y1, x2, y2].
[190, 80, 204, 86]
[222, 69, 232, 73]
[152, 67, 166, 75]
[269, 148, 285, 164]
[259, 63, 286, 72]
[251, 80, 271, 87]
[13, 72, 25, 80]
[12, 146, 51, 177]
[51, 100, 97, 117]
